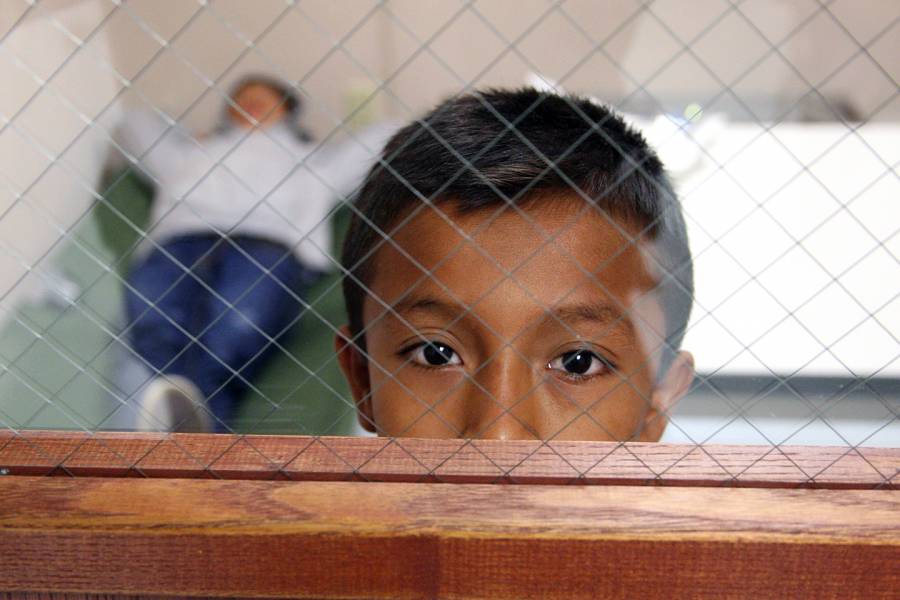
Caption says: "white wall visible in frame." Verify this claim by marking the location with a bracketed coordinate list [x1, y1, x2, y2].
[676, 122, 900, 378]
[101, 0, 900, 136]
[0, 0, 121, 311]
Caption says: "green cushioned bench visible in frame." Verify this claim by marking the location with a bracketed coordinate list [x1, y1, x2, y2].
[0, 167, 356, 435]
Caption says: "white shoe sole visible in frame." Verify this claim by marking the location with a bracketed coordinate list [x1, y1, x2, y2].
[137, 375, 212, 433]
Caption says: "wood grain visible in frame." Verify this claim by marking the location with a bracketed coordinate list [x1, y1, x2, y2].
[1, 477, 897, 599]
[0, 595, 177, 600]
[0, 430, 897, 488]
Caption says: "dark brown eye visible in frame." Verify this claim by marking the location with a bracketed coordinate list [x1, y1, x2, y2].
[423, 343, 456, 365]
[410, 342, 461, 367]
[549, 350, 608, 378]
[562, 351, 594, 375]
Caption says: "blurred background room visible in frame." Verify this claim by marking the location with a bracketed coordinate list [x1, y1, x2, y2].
[0, 0, 897, 446]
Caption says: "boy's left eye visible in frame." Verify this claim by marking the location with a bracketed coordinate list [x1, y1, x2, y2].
[548, 350, 609, 378]
[408, 341, 462, 367]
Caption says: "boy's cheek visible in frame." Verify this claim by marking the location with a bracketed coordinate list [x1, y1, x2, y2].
[369, 372, 463, 438]
[543, 383, 649, 441]
[368, 373, 652, 441]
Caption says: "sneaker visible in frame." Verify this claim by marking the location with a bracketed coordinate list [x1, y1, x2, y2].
[136, 375, 212, 433]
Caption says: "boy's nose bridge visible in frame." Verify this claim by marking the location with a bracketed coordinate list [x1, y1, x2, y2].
[462, 349, 540, 440]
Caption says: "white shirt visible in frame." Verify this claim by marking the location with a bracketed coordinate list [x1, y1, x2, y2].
[115, 110, 392, 270]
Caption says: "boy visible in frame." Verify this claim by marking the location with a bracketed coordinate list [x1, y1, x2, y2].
[336, 89, 695, 441]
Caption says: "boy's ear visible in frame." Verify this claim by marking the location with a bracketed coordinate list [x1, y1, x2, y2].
[335, 325, 376, 433]
[641, 351, 694, 442]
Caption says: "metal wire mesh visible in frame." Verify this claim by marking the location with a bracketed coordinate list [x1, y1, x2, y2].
[0, 0, 897, 486]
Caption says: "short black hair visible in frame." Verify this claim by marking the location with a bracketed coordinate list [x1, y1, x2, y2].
[341, 88, 693, 373]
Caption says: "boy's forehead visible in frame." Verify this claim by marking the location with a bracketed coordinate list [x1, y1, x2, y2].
[367, 199, 659, 314]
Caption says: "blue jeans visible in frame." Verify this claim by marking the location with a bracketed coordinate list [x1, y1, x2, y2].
[125, 234, 322, 432]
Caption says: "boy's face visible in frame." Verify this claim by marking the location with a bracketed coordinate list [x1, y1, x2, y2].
[337, 197, 694, 441]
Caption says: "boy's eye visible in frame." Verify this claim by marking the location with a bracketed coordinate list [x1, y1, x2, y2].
[548, 350, 609, 378]
[410, 342, 461, 367]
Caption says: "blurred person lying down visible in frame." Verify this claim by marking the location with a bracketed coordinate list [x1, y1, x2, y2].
[115, 74, 392, 432]
[336, 88, 695, 442]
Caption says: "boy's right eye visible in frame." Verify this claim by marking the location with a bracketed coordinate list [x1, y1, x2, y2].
[408, 341, 461, 367]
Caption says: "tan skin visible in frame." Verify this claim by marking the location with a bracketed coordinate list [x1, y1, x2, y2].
[336, 197, 695, 441]
[228, 82, 288, 130]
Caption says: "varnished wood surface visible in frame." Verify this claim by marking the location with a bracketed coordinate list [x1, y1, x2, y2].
[0, 430, 897, 488]
[1, 476, 898, 598]
[0, 594, 275, 599]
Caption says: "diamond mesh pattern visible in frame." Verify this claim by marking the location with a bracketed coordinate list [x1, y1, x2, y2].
[0, 0, 897, 486]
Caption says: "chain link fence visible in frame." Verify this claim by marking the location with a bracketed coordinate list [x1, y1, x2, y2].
[0, 1, 897, 485]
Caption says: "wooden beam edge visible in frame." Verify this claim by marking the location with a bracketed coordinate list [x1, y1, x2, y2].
[1, 431, 897, 489]
[1, 477, 898, 598]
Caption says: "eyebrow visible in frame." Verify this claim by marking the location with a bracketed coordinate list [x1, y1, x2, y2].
[550, 302, 634, 338]
[391, 295, 634, 339]
[391, 295, 470, 321]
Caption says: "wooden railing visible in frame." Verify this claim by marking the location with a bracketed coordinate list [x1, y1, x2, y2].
[1, 431, 898, 598]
